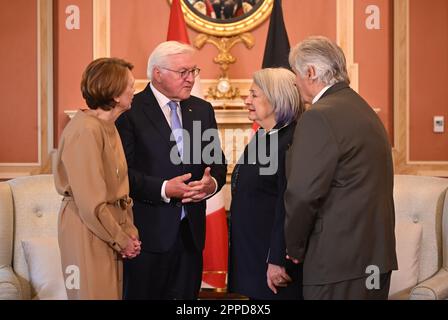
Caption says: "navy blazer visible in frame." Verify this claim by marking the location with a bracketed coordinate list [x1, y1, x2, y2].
[228, 122, 302, 299]
[116, 84, 227, 253]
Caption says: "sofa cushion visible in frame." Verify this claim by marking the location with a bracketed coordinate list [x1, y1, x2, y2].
[8, 174, 62, 299]
[393, 175, 448, 283]
[0, 266, 22, 300]
[389, 221, 422, 298]
[21, 237, 67, 300]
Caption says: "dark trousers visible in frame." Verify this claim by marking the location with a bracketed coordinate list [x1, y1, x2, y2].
[123, 219, 202, 300]
[303, 272, 392, 300]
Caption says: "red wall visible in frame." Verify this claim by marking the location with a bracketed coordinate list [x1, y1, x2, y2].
[2, 1, 447, 165]
[110, 0, 169, 79]
[355, 0, 394, 142]
[110, 0, 336, 79]
[409, 0, 448, 161]
[0, 0, 38, 162]
[53, 0, 93, 146]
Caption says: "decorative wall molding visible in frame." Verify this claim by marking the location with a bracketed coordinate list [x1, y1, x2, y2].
[0, 0, 54, 179]
[38, 0, 55, 174]
[135, 79, 149, 94]
[136, 78, 253, 94]
[93, 0, 110, 59]
[83, 0, 448, 178]
[393, 0, 448, 176]
[5, 0, 444, 180]
[336, 0, 359, 93]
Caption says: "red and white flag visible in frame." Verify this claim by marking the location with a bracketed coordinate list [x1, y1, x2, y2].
[251, 121, 260, 136]
[167, 0, 228, 290]
[167, 0, 203, 98]
[167, 0, 190, 44]
[202, 190, 228, 289]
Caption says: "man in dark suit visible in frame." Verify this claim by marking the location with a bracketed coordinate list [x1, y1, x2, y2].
[116, 41, 227, 299]
[284, 36, 397, 300]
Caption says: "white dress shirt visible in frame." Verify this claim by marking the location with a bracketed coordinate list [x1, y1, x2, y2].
[149, 83, 218, 203]
[312, 84, 333, 104]
[150, 83, 183, 128]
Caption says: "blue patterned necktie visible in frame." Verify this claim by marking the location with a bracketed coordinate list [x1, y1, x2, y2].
[168, 101, 183, 159]
[168, 100, 186, 220]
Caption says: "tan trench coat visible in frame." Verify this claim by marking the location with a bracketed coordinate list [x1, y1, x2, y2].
[54, 110, 138, 300]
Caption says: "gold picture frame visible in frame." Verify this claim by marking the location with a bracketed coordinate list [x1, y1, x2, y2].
[169, 0, 273, 37]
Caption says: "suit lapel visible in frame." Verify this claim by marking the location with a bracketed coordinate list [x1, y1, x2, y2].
[140, 84, 177, 151]
[180, 100, 195, 165]
[180, 100, 194, 137]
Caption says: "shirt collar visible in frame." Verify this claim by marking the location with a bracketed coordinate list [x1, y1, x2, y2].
[312, 84, 333, 104]
[150, 82, 177, 109]
[259, 122, 291, 137]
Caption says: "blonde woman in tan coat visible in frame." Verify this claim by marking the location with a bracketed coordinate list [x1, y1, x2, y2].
[54, 58, 141, 299]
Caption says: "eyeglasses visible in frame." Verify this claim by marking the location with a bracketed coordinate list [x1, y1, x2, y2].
[160, 67, 201, 79]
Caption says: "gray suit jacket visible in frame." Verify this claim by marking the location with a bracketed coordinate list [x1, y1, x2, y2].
[284, 82, 398, 285]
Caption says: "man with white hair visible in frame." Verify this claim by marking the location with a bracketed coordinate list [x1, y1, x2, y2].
[116, 41, 227, 299]
[284, 36, 397, 300]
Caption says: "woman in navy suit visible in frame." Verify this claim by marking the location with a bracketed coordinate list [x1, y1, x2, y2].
[228, 68, 305, 299]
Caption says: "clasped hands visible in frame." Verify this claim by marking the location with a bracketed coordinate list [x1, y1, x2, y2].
[120, 235, 141, 259]
[165, 167, 216, 203]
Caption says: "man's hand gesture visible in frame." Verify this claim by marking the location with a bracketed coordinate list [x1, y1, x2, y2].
[182, 167, 216, 203]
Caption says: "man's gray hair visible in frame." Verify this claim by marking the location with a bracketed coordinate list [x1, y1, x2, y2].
[253, 68, 304, 127]
[147, 41, 196, 80]
[289, 36, 350, 85]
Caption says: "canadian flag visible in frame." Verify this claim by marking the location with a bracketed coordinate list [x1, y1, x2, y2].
[201, 190, 228, 289]
[167, 0, 228, 290]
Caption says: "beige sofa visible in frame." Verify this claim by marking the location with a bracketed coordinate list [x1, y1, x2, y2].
[390, 175, 448, 299]
[0, 174, 447, 300]
[0, 174, 64, 300]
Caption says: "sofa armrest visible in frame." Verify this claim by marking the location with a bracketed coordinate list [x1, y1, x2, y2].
[410, 268, 448, 300]
[0, 266, 22, 300]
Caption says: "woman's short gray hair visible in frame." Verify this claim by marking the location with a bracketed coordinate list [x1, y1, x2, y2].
[289, 36, 350, 85]
[253, 68, 304, 127]
[147, 41, 196, 80]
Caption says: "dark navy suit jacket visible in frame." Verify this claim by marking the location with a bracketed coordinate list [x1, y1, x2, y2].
[116, 84, 227, 253]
